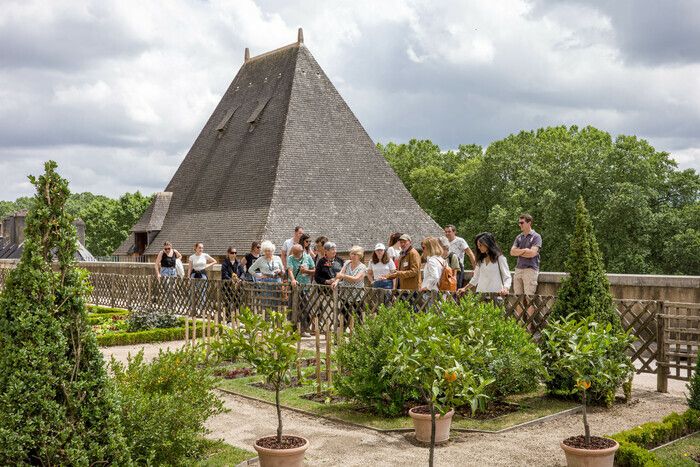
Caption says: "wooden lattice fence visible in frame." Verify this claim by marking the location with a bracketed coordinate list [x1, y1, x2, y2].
[0, 268, 692, 392]
[657, 302, 700, 391]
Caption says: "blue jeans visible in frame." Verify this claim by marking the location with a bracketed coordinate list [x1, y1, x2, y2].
[161, 267, 176, 277]
[373, 279, 393, 289]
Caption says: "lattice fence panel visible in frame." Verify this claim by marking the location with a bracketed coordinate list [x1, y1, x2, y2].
[617, 299, 662, 374]
[660, 303, 700, 382]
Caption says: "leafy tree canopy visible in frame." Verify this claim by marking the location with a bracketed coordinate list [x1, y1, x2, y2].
[1, 191, 153, 257]
[378, 125, 700, 275]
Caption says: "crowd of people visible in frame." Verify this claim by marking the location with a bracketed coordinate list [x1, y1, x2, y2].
[153, 214, 543, 298]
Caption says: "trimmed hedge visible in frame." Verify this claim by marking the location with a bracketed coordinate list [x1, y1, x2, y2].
[97, 323, 223, 346]
[612, 409, 700, 466]
[87, 305, 129, 315]
[87, 312, 127, 325]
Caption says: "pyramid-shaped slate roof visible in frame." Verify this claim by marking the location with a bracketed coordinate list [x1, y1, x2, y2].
[121, 33, 441, 256]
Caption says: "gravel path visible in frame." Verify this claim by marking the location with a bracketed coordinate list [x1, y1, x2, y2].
[102, 341, 691, 466]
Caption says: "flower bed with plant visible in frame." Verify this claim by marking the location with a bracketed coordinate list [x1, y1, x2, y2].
[87, 304, 220, 346]
[215, 298, 577, 433]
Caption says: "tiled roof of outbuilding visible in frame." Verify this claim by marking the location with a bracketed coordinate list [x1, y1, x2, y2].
[118, 34, 441, 256]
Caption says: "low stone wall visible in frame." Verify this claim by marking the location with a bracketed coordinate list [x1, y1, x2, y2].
[1, 259, 698, 303]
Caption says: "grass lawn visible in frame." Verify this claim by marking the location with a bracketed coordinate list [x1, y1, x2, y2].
[216, 370, 577, 432]
[195, 439, 256, 466]
[653, 433, 700, 467]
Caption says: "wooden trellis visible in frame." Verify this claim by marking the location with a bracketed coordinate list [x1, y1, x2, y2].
[657, 302, 700, 391]
[0, 268, 693, 392]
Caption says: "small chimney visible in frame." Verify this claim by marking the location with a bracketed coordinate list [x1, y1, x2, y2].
[297, 27, 304, 44]
[244, 47, 250, 62]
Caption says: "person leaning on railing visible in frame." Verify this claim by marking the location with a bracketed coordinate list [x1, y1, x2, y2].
[457, 232, 511, 304]
[155, 241, 182, 279]
[187, 242, 217, 279]
[331, 245, 367, 324]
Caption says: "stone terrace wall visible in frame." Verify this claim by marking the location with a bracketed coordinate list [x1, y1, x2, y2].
[1, 259, 698, 303]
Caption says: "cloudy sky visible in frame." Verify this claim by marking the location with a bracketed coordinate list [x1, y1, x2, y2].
[1, 0, 699, 200]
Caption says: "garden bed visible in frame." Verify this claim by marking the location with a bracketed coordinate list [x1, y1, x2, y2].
[653, 432, 700, 466]
[217, 374, 578, 433]
[88, 306, 220, 347]
[195, 439, 255, 466]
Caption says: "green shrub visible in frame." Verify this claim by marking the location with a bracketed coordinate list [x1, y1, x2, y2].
[613, 440, 663, 467]
[687, 351, 700, 410]
[97, 324, 213, 346]
[335, 304, 417, 416]
[541, 317, 634, 406]
[87, 312, 127, 325]
[110, 348, 225, 465]
[88, 305, 129, 314]
[611, 408, 700, 466]
[127, 305, 179, 332]
[335, 298, 545, 417]
[0, 162, 129, 465]
[442, 297, 546, 398]
[549, 197, 621, 329]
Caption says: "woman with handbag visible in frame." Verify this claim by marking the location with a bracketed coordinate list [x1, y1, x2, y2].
[457, 233, 511, 300]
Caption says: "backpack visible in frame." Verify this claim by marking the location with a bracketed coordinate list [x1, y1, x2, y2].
[437, 257, 456, 292]
[447, 252, 464, 279]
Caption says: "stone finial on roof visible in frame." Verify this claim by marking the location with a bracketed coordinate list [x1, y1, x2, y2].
[244, 47, 250, 62]
[297, 27, 304, 44]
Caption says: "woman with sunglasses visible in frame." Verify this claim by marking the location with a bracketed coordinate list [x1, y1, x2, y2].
[299, 233, 315, 260]
[154, 241, 182, 278]
[221, 246, 244, 281]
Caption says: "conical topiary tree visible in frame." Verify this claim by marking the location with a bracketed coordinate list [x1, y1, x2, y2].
[549, 197, 621, 330]
[0, 161, 130, 465]
[687, 351, 700, 410]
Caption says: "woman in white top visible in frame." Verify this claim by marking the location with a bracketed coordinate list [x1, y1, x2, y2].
[420, 237, 446, 292]
[187, 242, 217, 279]
[366, 243, 396, 289]
[458, 233, 511, 295]
[332, 245, 368, 324]
[386, 232, 402, 268]
[249, 240, 284, 283]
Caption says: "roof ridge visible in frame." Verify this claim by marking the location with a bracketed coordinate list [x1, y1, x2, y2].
[246, 42, 301, 64]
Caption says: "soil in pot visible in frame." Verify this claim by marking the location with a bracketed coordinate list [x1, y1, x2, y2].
[254, 435, 309, 467]
[562, 436, 616, 450]
[560, 436, 619, 467]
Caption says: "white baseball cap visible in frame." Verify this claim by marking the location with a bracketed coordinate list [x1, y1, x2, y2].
[374, 243, 386, 250]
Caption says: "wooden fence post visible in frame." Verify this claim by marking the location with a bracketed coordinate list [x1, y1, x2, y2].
[314, 316, 321, 396]
[325, 322, 332, 386]
[332, 287, 339, 337]
[657, 312, 668, 393]
[147, 275, 152, 306]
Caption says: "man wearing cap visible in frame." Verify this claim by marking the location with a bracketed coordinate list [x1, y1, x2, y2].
[385, 234, 421, 290]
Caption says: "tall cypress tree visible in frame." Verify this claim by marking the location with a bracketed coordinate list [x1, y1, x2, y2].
[549, 197, 621, 329]
[0, 162, 130, 465]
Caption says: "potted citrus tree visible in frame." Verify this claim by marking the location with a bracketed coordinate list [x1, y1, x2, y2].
[233, 308, 308, 467]
[393, 312, 493, 467]
[543, 317, 634, 467]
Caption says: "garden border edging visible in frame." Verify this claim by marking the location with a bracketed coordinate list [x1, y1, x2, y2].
[216, 387, 581, 434]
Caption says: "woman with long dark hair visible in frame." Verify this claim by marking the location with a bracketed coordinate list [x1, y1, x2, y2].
[458, 232, 511, 295]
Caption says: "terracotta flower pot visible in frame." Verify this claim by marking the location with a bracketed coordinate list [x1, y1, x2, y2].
[408, 406, 455, 444]
[254, 435, 309, 467]
[560, 438, 619, 467]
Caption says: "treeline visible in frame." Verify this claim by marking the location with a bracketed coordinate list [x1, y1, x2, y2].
[0, 192, 153, 257]
[379, 125, 700, 275]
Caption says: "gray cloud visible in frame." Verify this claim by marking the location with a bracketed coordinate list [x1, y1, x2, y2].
[1, 0, 698, 201]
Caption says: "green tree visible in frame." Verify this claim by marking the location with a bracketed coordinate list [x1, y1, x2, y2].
[378, 125, 699, 275]
[0, 161, 130, 465]
[549, 197, 620, 329]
